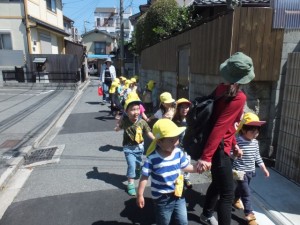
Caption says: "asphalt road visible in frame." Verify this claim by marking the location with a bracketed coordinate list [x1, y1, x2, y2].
[0, 78, 247, 225]
[0, 86, 76, 175]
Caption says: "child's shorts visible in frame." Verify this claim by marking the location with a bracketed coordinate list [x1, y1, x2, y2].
[123, 143, 144, 178]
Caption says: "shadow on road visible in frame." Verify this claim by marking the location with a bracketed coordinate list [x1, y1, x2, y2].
[86, 101, 101, 105]
[120, 197, 155, 225]
[95, 115, 115, 121]
[86, 167, 127, 190]
[92, 221, 131, 225]
[99, 144, 123, 152]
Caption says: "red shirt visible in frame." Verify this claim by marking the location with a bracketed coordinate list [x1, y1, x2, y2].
[201, 84, 246, 162]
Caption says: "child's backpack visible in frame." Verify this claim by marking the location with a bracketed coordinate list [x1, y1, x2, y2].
[182, 91, 224, 160]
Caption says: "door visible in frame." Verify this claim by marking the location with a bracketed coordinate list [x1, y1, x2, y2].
[177, 46, 190, 99]
[40, 33, 52, 54]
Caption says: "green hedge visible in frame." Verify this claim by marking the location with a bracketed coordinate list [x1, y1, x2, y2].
[132, 0, 192, 54]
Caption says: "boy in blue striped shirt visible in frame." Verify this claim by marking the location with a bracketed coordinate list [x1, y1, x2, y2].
[136, 119, 197, 225]
[232, 112, 270, 225]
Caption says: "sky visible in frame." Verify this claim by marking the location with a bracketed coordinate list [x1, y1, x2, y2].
[62, 0, 147, 35]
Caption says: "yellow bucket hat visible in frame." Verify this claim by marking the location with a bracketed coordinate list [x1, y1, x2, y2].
[176, 98, 191, 106]
[109, 81, 119, 93]
[119, 76, 127, 82]
[127, 92, 139, 100]
[146, 119, 186, 156]
[125, 79, 133, 88]
[237, 112, 266, 133]
[124, 97, 141, 111]
[130, 77, 137, 83]
[146, 80, 156, 91]
[160, 92, 175, 104]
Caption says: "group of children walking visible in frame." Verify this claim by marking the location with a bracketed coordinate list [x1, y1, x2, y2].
[108, 74, 269, 225]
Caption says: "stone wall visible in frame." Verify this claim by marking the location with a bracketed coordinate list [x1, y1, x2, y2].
[141, 68, 275, 157]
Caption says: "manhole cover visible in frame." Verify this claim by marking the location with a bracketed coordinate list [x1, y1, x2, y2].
[24, 147, 57, 165]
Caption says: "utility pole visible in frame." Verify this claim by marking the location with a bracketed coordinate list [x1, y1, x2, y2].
[84, 21, 90, 34]
[120, 0, 125, 75]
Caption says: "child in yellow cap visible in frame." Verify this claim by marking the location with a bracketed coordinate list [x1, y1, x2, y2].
[115, 97, 155, 196]
[232, 112, 270, 225]
[109, 80, 120, 116]
[173, 98, 193, 189]
[137, 119, 197, 225]
[149, 92, 176, 123]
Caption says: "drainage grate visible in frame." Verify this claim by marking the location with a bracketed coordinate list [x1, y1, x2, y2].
[24, 147, 57, 165]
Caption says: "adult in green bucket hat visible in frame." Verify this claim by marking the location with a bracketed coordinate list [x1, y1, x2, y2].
[220, 52, 255, 84]
[197, 52, 255, 225]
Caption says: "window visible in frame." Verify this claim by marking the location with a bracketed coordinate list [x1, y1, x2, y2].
[103, 18, 109, 27]
[97, 18, 100, 27]
[0, 33, 12, 50]
[46, 0, 56, 13]
[94, 42, 106, 55]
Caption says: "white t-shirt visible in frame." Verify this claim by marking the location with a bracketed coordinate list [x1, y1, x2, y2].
[154, 108, 175, 119]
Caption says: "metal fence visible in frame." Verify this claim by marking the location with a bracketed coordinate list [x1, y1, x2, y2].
[2, 70, 81, 83]
[276, 52, 300, 184]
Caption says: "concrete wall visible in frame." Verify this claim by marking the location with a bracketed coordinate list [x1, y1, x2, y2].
[0, 2, 27, 53]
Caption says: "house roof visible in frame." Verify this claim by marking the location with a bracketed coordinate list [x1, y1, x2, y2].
[63, 15, 74, 23]
[94, 7, 117, 13]
[81, 29, 117, 39]
[28, 15, 69, 36]
[129, 12, 141, 25]
[193, 0, 270, 7]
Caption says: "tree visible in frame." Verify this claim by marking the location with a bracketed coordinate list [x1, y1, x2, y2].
[133, 0, 191, 54]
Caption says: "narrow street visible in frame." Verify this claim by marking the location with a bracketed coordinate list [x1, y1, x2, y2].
[0, 78, 278, 225]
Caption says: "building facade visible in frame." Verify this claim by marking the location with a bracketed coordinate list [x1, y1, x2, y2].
[94, 7, 134, 42]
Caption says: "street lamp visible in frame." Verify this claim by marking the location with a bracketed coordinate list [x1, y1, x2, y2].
[120, 0, 124, 75]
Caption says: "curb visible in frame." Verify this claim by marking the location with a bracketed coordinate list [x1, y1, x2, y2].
[32, 79, 90, 148]
[0, 79, 90, 191]
[0, 146, 31, 191]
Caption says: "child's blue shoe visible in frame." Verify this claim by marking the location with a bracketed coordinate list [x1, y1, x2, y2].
[127, 183, 136, 196]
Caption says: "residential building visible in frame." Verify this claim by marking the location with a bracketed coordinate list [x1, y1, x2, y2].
[25, 0, 69, 54]
[63, 15, 81, 43]
[0, 0, 69, 56]
[94, 7, 134, 42]
[81, 29, 118, 75]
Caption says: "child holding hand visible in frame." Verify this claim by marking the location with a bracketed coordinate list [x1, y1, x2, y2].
[136, 119, 197, 225]
[232, 112, 270, 225]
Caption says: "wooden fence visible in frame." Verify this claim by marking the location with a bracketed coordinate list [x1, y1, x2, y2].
[141, 7, 284, 81]
[26, 54, 78, 73]
[276, 53, 300, 184]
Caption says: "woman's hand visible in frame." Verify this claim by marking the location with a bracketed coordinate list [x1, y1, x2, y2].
[233, 144, 243, 158]
[196, 159, 211, 173]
